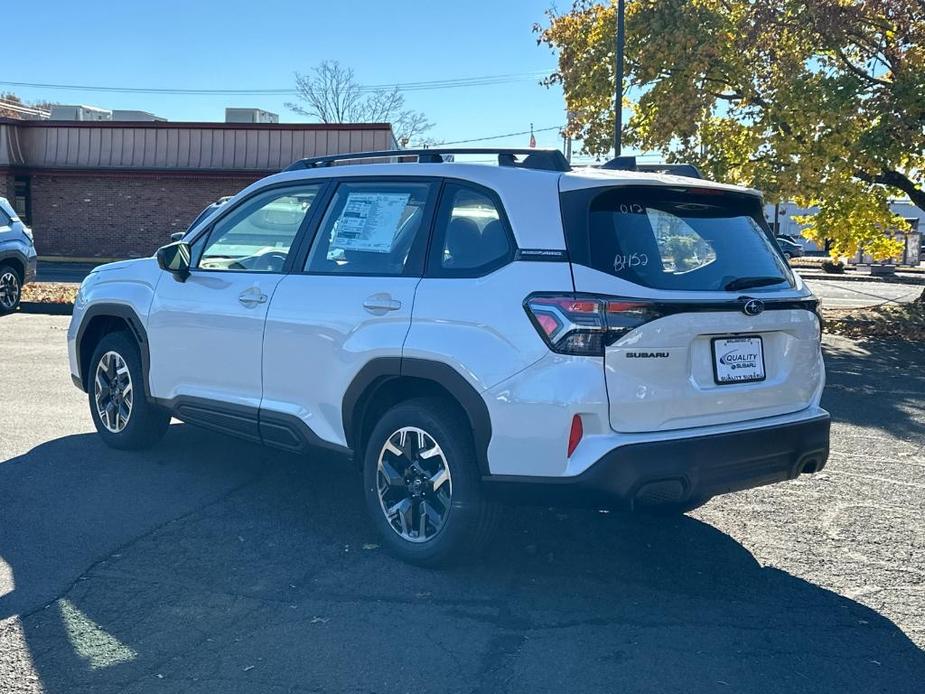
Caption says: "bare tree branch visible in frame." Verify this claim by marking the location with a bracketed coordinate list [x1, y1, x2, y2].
[856, 168, 925, 210]
[286, 61, 434, 145]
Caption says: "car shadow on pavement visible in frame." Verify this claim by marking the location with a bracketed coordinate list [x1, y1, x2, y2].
[1, 426, 923, 693]
[822, 337, 925, 442]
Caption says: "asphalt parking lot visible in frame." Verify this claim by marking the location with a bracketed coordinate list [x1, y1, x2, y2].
[1, 313, 923, 693]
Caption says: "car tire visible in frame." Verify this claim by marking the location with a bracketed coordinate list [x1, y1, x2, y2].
[88, 331, 170, 450]
[363, 397, 499, 566]
[0, 263, 22, 314]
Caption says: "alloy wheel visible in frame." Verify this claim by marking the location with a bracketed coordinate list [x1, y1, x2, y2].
[94, 351, 134, 433]
[0, 271, 20, 310]
[377, 427, 453, 543]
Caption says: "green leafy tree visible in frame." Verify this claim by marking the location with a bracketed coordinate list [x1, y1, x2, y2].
[536, 0, 925, 259]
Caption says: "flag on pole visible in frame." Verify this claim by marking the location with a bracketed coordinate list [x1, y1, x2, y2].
[529, 123, 536, 148]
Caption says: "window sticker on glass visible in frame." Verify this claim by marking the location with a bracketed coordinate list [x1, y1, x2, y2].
[331, 192, 411, 254]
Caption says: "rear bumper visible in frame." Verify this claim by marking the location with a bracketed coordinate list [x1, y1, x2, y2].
[484, 413, 830, 509]
[24, 254, 37, 284]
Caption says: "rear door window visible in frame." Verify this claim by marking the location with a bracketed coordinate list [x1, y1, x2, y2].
[428, 183, 514, 276]
[561, 187, 793, 291]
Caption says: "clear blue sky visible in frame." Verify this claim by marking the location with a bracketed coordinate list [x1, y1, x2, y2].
[7, 0, 577, 151]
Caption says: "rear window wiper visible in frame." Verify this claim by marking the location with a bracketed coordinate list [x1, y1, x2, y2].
[724, 276, 788, 291]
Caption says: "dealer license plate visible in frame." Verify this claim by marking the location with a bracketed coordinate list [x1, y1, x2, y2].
[711, 336, 766, 385]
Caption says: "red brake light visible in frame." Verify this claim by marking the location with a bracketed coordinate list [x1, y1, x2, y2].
[606, 301, 649, 313]
[567, 415, 583, 457]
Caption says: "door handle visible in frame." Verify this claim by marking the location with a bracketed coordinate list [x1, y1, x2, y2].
[363, 295, 402, 313]
[238, 290, 268, 308]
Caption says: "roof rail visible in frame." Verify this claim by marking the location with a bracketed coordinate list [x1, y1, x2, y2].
[599, 155, 703, 179]
[283, 148, 571, 173]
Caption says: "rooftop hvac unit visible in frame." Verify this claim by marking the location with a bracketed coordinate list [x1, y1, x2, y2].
[112, 110, 167, 122]
[49, 105, 112, 121]
[225, 108, 279, 124]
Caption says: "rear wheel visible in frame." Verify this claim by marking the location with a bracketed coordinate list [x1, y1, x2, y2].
[363, 398, 498, 566]
[0, 264, 22, 313]
[89, 332, 170, 450]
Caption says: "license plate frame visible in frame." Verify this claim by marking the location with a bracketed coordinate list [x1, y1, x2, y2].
[711, 336, 766, 386]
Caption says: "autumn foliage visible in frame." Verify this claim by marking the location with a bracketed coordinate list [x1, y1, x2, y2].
[537, 0, 925, 260]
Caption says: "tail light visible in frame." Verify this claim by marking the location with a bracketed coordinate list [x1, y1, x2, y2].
[524, 293, 662, 356]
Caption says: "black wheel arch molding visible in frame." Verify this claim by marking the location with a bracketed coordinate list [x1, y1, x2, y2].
[74, 303, 152, 396]
[343, 357, 494, 476]
[0, 249, 31, 282]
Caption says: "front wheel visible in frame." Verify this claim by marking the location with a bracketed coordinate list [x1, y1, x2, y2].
[0, 264, 22, 314]
[89, 332, 170, 450]
[363, 398, 498, 566]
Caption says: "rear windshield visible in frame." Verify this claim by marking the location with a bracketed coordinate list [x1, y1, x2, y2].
[561, 187, 793, 291]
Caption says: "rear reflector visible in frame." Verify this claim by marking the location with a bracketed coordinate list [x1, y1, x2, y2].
[567, 415, 583, 458]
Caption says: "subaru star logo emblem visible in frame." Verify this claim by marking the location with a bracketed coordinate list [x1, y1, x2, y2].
[742, 299, 765, 316]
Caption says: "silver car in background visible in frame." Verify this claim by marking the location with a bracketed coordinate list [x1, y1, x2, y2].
[0, 197, 37, 313]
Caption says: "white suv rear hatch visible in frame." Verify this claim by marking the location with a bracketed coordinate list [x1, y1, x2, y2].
[559, 177, 824, 434]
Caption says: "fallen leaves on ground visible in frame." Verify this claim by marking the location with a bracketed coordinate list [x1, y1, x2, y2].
[21, 282, 78, 305]
[822, 298, 925, 341]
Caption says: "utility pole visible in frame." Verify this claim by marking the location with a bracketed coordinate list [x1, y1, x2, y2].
[614, 0, 626, 156]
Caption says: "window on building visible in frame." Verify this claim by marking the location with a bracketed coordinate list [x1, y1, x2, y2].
[13, 176, 31, 225]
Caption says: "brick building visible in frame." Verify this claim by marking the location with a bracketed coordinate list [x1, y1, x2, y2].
[0, 118, 396, 259]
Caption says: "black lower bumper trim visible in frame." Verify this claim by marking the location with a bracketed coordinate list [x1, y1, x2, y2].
[483, 414, 831, 510]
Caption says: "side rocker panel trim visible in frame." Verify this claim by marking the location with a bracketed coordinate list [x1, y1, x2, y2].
[152, 395, 351, 456]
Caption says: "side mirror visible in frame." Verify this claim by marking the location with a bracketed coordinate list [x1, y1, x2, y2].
[156, 241, 191, 282]
[170, 231, 186, 242]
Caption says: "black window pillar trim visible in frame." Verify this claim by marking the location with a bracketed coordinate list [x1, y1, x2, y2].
[343, 357, 493, 476]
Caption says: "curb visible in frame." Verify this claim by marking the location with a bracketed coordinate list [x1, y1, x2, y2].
[19, 302, 74, 316]
[796, 271, 925, 286]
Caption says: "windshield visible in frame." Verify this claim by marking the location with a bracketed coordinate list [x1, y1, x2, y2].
[561, 187, 794, 292]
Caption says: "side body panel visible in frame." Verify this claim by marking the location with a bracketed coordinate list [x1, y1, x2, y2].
[261, 275, 422, 447]
[67, 258, 163, 385]
[403, 262, 575, 394]
[146, 271, 283, 408]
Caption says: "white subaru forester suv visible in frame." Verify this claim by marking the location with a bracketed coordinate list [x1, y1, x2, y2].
[68, 148, 830, 565]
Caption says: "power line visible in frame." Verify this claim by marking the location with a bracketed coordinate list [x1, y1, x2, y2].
[440, 125, 563, 146]
[0, 71, 552, 97]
